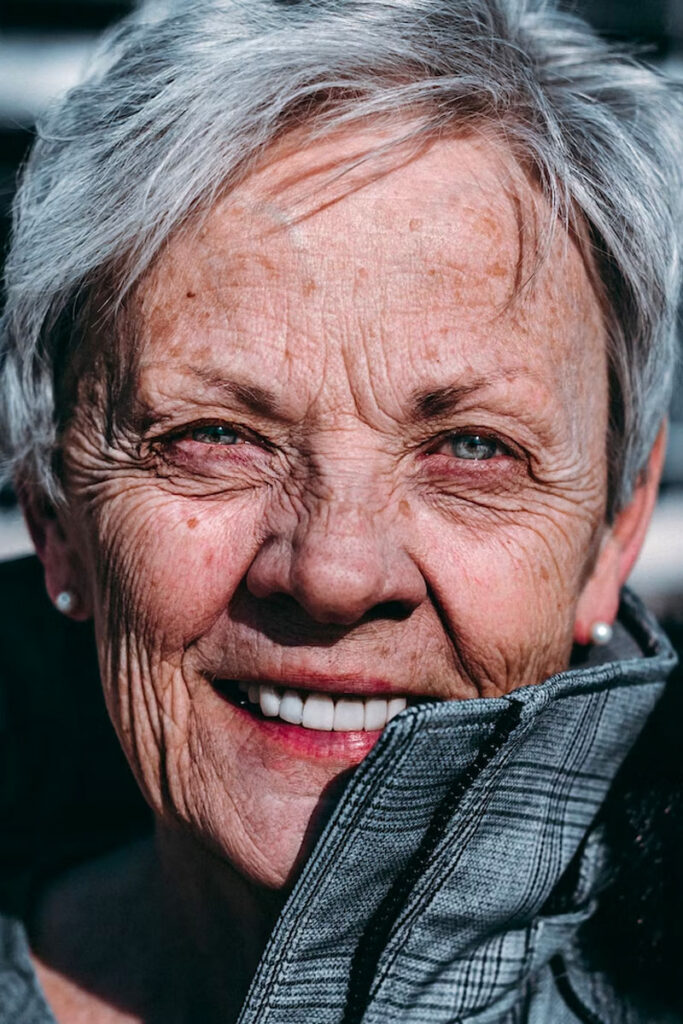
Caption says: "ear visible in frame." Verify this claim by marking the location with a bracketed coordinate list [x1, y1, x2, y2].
[20, 490, 93, 621]
[573, 423, 667, 644]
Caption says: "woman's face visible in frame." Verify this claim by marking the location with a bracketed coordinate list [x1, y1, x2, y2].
[55, 133, 612, 886]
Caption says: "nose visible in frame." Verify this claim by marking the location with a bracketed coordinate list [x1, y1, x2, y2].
[246, 501, 426, 625]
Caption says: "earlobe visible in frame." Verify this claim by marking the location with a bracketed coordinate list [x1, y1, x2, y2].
[573, 423, 667, 645]
[573, 534, 621, 646]
[20, 489, 93, 621]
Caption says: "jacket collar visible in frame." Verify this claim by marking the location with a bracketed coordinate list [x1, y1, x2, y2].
[237, 590, 676, 1024]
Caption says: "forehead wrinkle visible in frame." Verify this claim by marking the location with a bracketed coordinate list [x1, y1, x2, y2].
[117, 131, 606, 456]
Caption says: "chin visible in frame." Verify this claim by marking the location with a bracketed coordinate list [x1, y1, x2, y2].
[169, 690, 367, 889]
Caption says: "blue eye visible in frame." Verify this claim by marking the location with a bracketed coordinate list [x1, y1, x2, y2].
[191, 425, 240, 445]
[447, 434, 505, 460]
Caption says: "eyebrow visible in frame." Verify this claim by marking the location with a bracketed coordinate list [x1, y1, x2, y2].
[408, 371, 527, 423]
[182, 365, 284, 419]
[161, 363, 537, 427]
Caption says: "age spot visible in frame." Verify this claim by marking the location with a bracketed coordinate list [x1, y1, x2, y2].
[186, 517, 198, 530]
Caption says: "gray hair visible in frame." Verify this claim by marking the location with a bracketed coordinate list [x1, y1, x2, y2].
[1, 0, 681, 516]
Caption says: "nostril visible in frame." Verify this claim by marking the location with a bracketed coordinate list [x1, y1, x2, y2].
[256, 592, 411, 628]
[246, 524, 426, 625]
[365, 600, 414, 623]
[265, 594, 413, 626]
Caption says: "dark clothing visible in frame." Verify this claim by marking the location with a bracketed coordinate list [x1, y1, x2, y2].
[0, 556, 681, 1023]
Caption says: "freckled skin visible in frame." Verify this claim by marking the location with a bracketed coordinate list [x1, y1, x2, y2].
[53, 133, 616, 893]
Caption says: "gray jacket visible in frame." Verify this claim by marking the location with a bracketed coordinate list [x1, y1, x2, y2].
[1, 589, 678, 1023]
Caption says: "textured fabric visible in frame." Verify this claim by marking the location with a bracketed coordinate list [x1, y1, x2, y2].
[576, 666, 683, 1018]
[236, 591, 675, 1024]
[0, 918, 55, 1024]
[0, 588, 677, 1024]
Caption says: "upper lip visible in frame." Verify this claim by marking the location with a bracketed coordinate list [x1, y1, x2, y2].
[212, 671, 419, 698]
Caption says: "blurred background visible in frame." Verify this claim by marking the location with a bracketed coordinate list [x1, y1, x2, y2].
[0, 0, 682, 621]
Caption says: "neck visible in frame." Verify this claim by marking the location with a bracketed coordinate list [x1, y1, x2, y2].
[154, 821, 287, 1024]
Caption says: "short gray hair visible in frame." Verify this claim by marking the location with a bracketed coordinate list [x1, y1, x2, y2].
[1, 0, 681, 516]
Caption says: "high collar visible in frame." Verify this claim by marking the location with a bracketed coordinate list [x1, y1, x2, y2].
[237, 590, 676, 1024]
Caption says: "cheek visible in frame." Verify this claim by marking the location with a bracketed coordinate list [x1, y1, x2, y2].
[86, 487, 265, 652]
[75, 484, 359, 885]
[414, 501, 598, 690]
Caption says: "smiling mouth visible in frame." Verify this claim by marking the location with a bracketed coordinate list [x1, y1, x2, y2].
[214, 680, 413, 732]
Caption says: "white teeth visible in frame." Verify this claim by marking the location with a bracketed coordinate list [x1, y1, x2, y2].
[364, 698, 389, 731]
[259, 685, 281, 718]
[387, 697, 407, 721]
[279, 689, 304, 725]
[333, 697, 365, 732]
[240, 683, 409, 732]
[301, 692, 334, 731]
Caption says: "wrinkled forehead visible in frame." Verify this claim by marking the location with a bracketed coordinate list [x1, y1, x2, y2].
[124, 129, 605, 419]
[145, 130, 540, 300]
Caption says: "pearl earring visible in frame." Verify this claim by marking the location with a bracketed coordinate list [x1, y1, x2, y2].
[55, 590, 76, 615]
[590, 621, 613, 646]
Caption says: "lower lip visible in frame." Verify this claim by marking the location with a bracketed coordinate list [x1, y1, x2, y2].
[211, 685, 386, 762]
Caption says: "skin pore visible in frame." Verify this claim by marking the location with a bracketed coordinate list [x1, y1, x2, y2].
[27, 129, 663, 1023]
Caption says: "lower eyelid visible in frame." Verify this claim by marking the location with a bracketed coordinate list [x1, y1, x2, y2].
[421, 446, 522, 475]
[193, 437, 240, 446]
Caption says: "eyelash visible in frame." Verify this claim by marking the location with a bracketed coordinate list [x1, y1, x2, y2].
[189, 423, 244, 446]
[161, 420, 267, 450]
[429, 430, 516, 463]
[166, 420, 517, 466]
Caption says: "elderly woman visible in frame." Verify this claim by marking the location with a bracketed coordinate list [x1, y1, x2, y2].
[0, 0, 681, 1021]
